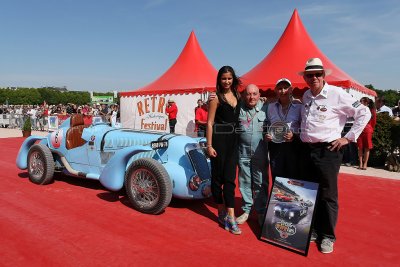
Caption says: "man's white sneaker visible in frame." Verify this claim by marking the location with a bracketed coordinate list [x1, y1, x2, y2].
[319, 238, 334, 254]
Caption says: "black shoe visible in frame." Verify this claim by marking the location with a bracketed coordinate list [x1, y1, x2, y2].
[310, 231, 318, 242]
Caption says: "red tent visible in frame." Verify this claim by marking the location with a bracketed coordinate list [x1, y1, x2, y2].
[120, 31, 217, 97]
[241, 9, 376, 97]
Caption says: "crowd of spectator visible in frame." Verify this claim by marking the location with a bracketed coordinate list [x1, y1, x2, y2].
[0, 102, 119, 130]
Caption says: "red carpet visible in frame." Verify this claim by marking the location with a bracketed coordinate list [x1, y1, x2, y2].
[1, 137, 399, 267]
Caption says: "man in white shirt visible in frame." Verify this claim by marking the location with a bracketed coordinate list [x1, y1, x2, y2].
[27, 106, 38, 130]
[299, 58, 371, 254]
[376, 96, 393, 117]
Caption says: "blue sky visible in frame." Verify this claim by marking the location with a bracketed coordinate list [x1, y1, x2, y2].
[0, 0, 399, 92]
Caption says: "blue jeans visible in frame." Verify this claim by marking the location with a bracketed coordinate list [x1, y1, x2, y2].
[238, 157, 269, 215]
[30, 118, 37, 130]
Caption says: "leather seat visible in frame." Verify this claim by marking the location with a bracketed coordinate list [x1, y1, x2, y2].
[66, 114, 88, 150]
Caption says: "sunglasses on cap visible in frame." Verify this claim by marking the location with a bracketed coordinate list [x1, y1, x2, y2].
[305, 72, 324, 78]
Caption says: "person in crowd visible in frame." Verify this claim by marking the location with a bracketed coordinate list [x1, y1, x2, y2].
[298, 58, 371, 254]
[82, 104, 89, 116]
[195, 99, 203, 113]
[195, 100, 208, 137]
[206, 66, 241, 235]
[264, 78, 302, 180]
[166, 99, 178, 133]
[341, 117, 358, 166]
[392, 99, 400, 119]
[15, 105, 23, 129]
[66, 103, 76, 114]
[36, 106, 45, 131]
[99, 103, 109, 117]
[235, 84, 269, 226]
[357, 97, 376, 170]
[27, 106, 38, 130]
[55, 105, 62, 114]
[92, 104, 100, 116]
[376, 96, 393, 117]
[110, 104, 119, 127]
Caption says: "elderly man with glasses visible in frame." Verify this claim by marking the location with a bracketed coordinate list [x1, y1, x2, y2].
[298, 58, 371, 254]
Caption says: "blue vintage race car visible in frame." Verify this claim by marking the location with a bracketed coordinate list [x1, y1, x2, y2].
[273, 201, 313, 224]
[16, 114, 211, 214]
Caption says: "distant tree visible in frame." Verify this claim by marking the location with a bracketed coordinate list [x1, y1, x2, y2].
[12, 88, 42, 105]
[66, 91, 90, 105]
[365, 84, 399, 107]
[381, 90, 399, 107]
[365, 84, 376, 90]
[1, 87, 117, 106]
[369, 113, 393, 166]
[37, 88, 62, 105]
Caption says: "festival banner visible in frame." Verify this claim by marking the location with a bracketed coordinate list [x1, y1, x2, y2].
[135, 95, 168, 132]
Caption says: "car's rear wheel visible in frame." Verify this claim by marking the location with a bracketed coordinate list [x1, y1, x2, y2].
[125, 158, 172, 214]
[27, 143, 55, 185]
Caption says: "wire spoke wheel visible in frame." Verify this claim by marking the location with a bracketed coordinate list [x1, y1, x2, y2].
[125, 158, 172, 214]
[29, 151, 45, 180]
[27, 144, 55, 185]
[129, 168, 160, 209]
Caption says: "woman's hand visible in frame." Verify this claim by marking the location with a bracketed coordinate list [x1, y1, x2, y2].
[208, 92, 217, 102]
[207, 146, 217, 157]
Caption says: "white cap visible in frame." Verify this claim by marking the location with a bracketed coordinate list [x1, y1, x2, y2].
[276, 78, 292, 86]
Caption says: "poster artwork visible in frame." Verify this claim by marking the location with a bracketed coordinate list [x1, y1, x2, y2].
[260, 176, 319, 256]
[136, 96, 168, 132]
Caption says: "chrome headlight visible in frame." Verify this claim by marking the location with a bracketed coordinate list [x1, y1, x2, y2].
[189, 175, 202, 191]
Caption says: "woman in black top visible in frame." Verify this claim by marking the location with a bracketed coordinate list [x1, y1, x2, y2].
[206, 66, 241, 235]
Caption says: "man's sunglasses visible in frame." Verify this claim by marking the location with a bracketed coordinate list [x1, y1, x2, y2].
[305, 72, 324, 78]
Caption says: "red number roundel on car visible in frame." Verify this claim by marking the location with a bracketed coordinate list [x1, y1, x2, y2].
[50, 129, 63, 148]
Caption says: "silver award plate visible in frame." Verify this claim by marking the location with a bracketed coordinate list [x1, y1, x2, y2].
[268, 121, 289, 143]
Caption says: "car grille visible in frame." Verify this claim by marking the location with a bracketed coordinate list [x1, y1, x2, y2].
[187, 148, 211, 180]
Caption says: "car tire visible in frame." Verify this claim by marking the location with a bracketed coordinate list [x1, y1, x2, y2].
[27, 143, 55, 185]
[125, 158, 172, 214]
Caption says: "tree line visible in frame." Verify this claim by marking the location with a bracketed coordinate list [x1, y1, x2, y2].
[365, 84, 399, 107]
[0, 87, 116, 106]
[0, 85, 398, 107]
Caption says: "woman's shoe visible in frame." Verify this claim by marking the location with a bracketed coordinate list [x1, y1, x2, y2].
[217, 210, 227, 226]
[225, 215, 242, 235]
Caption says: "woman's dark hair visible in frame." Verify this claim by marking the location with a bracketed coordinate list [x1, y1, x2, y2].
[367, 98, 375, 110]
[216, 66, 241, 101]
[360, 97, 375, 109]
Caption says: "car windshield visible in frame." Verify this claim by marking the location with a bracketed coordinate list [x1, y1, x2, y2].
[92, 115, 109, 125]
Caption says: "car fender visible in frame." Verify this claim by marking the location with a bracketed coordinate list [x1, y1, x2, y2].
[99, 145, 153, 191]
[16, 136, 47, 169]
[162, 162, 188, 197]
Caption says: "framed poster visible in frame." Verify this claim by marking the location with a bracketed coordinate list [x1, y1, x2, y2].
[259, 176, 319, 256]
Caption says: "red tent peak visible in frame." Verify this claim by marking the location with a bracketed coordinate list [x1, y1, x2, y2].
[121, 31, 217, 97]
[242, 9, 375, 96]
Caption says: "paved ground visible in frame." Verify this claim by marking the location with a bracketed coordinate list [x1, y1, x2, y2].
[1, 127, 398, 180]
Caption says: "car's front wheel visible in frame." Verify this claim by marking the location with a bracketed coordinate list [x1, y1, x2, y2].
[125, 158, 172, 214]
[27, 143, 55, 185]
